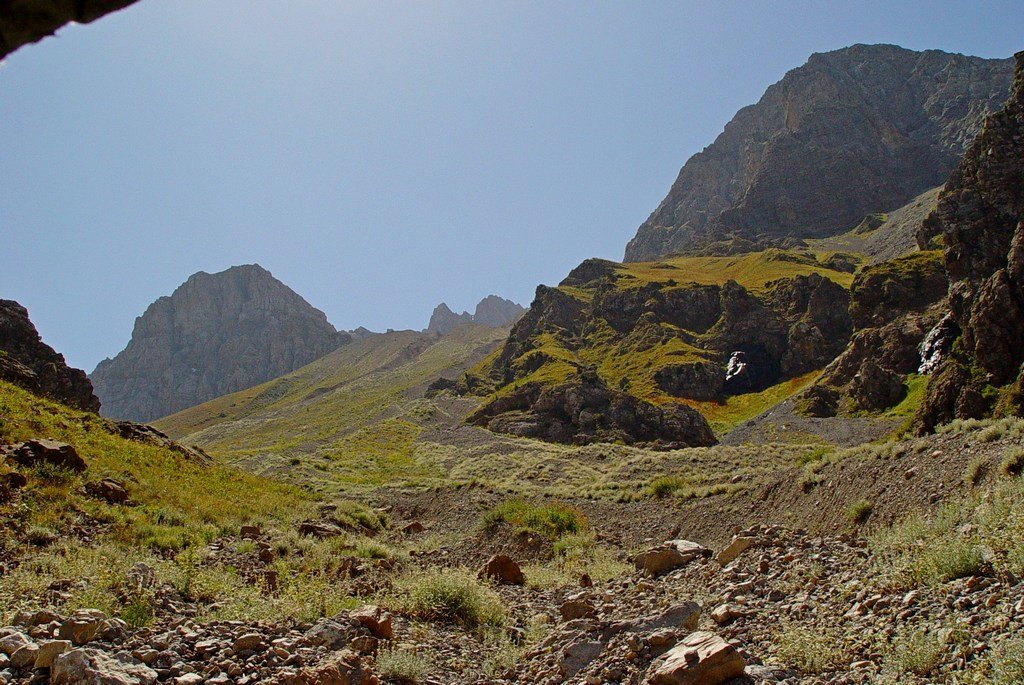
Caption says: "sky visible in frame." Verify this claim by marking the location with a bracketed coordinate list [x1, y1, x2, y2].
[1, 1, 1022, 372]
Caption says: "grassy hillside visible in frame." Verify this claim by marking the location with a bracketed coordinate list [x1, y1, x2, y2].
[0, 380, 310, 555]
[156, 325, 511, 493]
[613, 249, 855, 291]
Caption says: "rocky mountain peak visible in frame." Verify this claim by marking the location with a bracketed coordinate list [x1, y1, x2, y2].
[90, 264, 350, 422]
[625, 44, 1015, 261]
[426, 296, 525, 335]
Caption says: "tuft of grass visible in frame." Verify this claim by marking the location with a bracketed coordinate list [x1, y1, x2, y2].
[647, 475, 690, 498]
[386, 569, 507, 631]
[986, 638, 1024, 685]
[847, 499, 873, 525]
[480, 499, 585, 540]
[999, 447, 1024, 477]
[375, 649, 430, 684]
[884, 627, 946, 677]
[773, 623, 846, 674]
[963, 455, 987, 486]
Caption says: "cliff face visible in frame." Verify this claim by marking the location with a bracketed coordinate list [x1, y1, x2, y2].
[91, 265, 350, 422]
[0, 300, 100, 412]
[917, 51, 1024, 431]
[625, 45, 1014, 262]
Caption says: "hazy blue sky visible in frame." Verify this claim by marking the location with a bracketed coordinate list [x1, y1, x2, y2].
[1, 1, 1022, 371]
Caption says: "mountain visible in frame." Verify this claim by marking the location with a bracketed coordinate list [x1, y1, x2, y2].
[426, 296, 525, 334]
[90, 264, 350, 422]
[0, 299, 100, 412]
[625, 45, 1014, 261]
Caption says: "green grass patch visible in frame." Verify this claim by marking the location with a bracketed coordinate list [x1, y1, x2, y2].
[386, 569, 507, 631]
[480, 499, 586, 540]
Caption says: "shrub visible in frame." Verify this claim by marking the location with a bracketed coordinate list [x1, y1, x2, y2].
[773, 624, 844, 674]
[648, 475, 689, 499]
[120, 595, 155, 628]
[963, 455, 987, 486]
[480, 500, 585, 540]
[353, 539, 392, 559]
[884, 627, 946, 677]
[331, 500, 388, 533]
[987, 638, 1024, 685]
[999, 447, 1024, 477]
[387, 569, 506, 630]
[375, 649, 430, 684]
[847, 499, 873, 525]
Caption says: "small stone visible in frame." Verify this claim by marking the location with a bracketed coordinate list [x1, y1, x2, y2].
[231, 634, 262, 652]
[349, 605, 393, 640]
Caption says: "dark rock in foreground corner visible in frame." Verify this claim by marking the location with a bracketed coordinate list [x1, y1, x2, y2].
[0, 300, 100, 412]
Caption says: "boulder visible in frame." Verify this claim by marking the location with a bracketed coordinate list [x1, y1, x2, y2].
[298, 521, 346, 539]
[648, 632, 746, 685]
[716, 536, 755, 566]
[58, 610, 108, 645]
[271, 649, 377, 685]
[305, 617, 357, 650]
[400, 521, 425, 535]
[477, 554, 525, 586]
[634, 540, 710, 577]
[349, 606, 393, 640]
[240, 525, 262, 539]
[51, 648, 158, 685]
[5, 439, 87, 473]
[10, 643, 39, 669]
[85, 478, 129, 504]
[559, 596, 597, 621]
[34, 640, 71, 669]
[232, 633, 263, 652]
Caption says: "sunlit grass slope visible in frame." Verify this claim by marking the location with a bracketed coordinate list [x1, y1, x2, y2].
[155, 325, 508, 491]
[0, 379, 311, 554]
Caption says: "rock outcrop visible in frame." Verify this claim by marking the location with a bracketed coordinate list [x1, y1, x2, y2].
[91, 265, 349, 422]
[800, 250, 948, 415]
[625, 45, 1014, 261]
[0, 300, 100, 412]
[468, 371, 717, 449]
[0, 1, 138, 59]
[462, 250, 853, 444]
[917, 51, 1024, 431]
[426, 296, 524, 334]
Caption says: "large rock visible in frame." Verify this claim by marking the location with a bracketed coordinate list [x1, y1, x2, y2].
[477, 554, 525, 586]
[91, 264, 350, 422]
[51, 648, 157, 685]
[271, 650, 377, 685]
[647, 632, 746, 685]
[625, 45, 1014, 261]
[634, 540, 710, 577]
[0, 300, 100, 412]
[4, 439, 87, 473]
[917, 52, 1024, 430]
